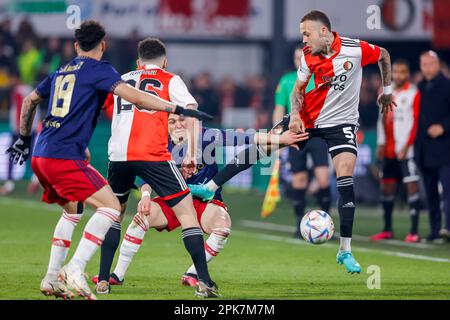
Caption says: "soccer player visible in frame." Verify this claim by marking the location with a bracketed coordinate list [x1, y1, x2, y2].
[191, 10, 396, 274]
[93, 37, 223, 298]
[92, 113, 306, 292]
[371, 59, 422, 243]
[288, 10, 396, 273]
[6, 21, 212, 300]
[274, 46, 331, 239]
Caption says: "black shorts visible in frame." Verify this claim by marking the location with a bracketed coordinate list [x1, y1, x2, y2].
[107, 161, 189, 207]
[381, 158, 420, 184]
[289, 137, 329, 173]
[281, 116, 358, 158]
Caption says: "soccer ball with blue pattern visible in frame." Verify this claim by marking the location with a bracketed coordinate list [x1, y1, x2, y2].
[300, 210, 335, 244]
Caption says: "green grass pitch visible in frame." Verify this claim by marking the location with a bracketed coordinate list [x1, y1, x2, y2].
[1, 190, 449, 300]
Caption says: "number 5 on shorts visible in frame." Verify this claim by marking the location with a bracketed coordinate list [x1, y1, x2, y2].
[343, 127, 355, 140]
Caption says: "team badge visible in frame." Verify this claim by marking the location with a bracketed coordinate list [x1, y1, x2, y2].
[343, 61, 353, 71]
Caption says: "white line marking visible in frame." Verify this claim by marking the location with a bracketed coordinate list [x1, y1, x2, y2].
[233, 230, 450, 264]
[239, 219, 436, 249]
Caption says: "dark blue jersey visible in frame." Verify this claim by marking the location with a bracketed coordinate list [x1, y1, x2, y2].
[169, 127, 255, 201]
[33, 56, 123, 160]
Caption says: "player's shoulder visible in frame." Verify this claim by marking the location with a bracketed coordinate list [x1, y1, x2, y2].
[340, 36, 361, 48]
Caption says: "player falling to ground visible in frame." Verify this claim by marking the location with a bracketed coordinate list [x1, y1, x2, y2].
[273, 45, 331, 239]
[6, 21, 212, 300]
[80, 37, 219, 298]
[371, 59, 422, 243]
[190, 10, 396, 274]
[92, 113, 306, 292]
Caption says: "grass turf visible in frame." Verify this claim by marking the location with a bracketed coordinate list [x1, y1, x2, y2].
[0, 191, 449, 300]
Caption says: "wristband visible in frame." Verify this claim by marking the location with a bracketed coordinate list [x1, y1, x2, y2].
[141, 190, 151, 199]
[19, 134, 32, 144]
[383, 85, 393, 95]
[174, 105, 183, 115]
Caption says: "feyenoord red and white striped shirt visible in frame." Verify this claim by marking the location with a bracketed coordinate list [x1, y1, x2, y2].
[298, 32, 381, 129]
[107, 64, 197, 162]
[377, 82, 420, 159]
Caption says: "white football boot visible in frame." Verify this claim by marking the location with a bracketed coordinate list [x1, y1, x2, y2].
[59, 264, 97, 300]
[40, 276, 74, 300]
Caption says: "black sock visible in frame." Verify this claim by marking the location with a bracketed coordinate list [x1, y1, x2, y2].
[213, 144, 265, 186]
[408, 193, 422, 234]
[381, 195, 395, 232]
[182, 227, 212, 286]
[317, 187, 331, 213]
[99, 221, 121, 282]
[292, 189, 306, 234]
[336, 176, 355, 238]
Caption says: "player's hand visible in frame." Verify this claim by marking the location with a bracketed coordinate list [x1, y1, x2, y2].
[377, 93, 397, 114]
[288, 114, 305, 133]
[137, 195, 152, 217]
[181, 155, 196, 179]
[279, 130, 309, 150]
[427, 124, 444, 138]
[6, 135, 31, 165]
[376, 145, 385, 161]
[397, 146, 409, 160]
[174, 105, 213, 121]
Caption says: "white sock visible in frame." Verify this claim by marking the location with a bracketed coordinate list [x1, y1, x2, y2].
[113, 214, 149, 281]
[205, 180, 220, 192]
[69, 207, 120, 271]
[185, 227, 230, 275]
[46, 210, 83, 280]
[339, 237, 352, 252]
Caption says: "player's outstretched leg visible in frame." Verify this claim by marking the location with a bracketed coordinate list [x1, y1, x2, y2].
[182, 203, 231, 287]
[41, 202, 84, 300]
[59, 185, 121, 300]
[189, 145, 266, 201]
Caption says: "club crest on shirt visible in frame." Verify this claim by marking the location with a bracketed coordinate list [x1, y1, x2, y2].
[343, 61, 353, 71]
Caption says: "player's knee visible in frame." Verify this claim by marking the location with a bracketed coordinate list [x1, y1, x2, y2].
[211, 209, 232, 231]
[110, 198, 122, 212]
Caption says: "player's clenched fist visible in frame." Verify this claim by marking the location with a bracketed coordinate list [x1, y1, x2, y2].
[138, 194, 152, 217]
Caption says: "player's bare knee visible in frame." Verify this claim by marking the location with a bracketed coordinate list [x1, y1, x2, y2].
[210, 208, 232, 231]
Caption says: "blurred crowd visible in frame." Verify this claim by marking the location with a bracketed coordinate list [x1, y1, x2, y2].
[4, 18, 449, 132]
[2, 16, 450, 144]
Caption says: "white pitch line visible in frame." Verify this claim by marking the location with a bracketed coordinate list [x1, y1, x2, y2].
[239, 219, 436, 249]
[233, 230, 450, 264]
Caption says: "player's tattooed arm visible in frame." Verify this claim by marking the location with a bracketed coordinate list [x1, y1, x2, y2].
[20, 90, 42, 137]
[288, 80, 306, 133]
[377, 47, 397, 114]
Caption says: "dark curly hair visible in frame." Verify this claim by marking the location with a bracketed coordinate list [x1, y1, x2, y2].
[74, 20, 106, 51]
[138, 38, 167, 61]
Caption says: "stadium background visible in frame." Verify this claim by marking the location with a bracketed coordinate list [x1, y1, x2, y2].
[2, 0, 450, 198]
[1, 0, 450, 300]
